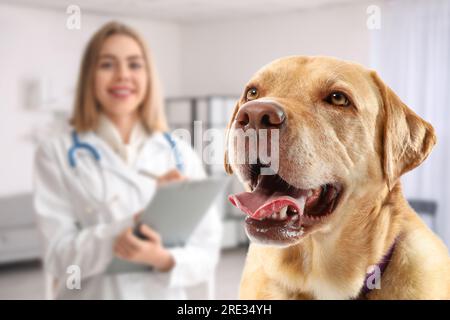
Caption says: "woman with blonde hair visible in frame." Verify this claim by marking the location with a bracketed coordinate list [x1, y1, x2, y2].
[33, 21, 222, 299]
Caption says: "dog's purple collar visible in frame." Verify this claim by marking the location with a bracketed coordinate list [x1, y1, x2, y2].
[357, 238, 398, 299]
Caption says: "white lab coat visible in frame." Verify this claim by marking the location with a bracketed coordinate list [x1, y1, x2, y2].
[33, 129, 223, 299]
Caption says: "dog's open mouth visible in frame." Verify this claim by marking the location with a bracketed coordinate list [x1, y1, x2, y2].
[228, 164, 343, 246]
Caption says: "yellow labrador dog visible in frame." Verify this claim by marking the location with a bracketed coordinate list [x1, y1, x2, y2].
[225, 56, 450, 299]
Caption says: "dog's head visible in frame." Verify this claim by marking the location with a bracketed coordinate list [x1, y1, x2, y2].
[225, 56, 436, 247]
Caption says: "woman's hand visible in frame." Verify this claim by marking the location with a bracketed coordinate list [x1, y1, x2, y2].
[156, 169, 187, 187]
[114, 224, 175, 272]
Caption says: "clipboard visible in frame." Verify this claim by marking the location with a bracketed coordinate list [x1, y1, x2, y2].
[106, 176, 230, 274]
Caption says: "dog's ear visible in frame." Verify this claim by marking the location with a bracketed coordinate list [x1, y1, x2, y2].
[224, 101, 240, 175]
[371, 71, 436, 190]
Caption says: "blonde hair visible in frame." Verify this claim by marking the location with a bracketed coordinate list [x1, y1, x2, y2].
[70, 21, 168, 133]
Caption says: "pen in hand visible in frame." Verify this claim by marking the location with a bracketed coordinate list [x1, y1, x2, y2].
[138, 169, 187, 186]
[138, 169, 160, 180]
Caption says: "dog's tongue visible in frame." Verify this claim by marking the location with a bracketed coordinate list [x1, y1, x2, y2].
[229, 189, 308, 220]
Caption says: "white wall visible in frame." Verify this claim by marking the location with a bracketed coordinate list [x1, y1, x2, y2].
[0, 3, 182, 195]
[179, 1, 376, 96]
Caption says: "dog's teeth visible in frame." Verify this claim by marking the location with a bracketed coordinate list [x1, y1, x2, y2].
[280, 206, 288, 219]
[299, 227, 305, 235]
[292, 214, 298, 221]
[268, 207, 295, 221]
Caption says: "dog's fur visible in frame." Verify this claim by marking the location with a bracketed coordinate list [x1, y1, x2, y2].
[224, 56, 450, 299]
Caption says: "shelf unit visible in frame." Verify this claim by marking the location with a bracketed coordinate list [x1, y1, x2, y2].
[165, 96, 249, 248]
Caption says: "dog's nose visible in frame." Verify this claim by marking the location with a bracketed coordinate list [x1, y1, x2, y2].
[235, 101, 286, 130]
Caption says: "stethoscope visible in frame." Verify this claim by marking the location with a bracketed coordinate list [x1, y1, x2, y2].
[68, 130, 184, 213]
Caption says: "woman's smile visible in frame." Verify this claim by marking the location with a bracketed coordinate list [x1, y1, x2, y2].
[108, 85, 136, 99]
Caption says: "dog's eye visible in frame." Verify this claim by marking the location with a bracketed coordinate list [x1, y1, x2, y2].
[325, 92, 350, 107]
[246, 87, 259, 101]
